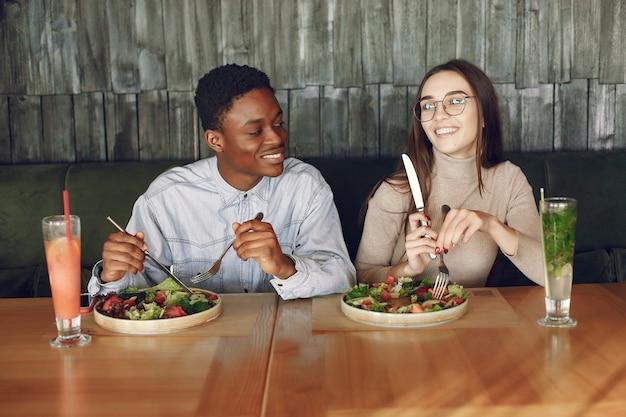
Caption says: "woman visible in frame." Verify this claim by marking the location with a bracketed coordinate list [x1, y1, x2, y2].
[355, 59, 544, 287]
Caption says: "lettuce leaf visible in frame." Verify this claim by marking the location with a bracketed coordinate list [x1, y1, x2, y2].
[446, 283, 468, 300]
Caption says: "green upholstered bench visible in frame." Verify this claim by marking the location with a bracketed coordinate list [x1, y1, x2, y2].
[1, 151, 625, 297]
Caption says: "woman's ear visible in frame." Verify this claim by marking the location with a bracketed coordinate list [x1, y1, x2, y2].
[205, 130, 223, 153]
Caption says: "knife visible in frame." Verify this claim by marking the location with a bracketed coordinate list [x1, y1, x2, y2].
[106, 216, 194, 294]
[401, 153, 436, 259]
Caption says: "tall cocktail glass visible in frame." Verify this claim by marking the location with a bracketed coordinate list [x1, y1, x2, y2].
[537, 197, 578, 328]
[42, 215, 91, 347]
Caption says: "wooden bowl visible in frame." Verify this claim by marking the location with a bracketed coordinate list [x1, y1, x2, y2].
[340, 295, 468, 328]
[94, 289, 222, 334]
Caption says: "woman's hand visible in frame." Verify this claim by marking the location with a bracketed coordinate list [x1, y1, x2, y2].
[436, 208, 518, 256]
[392, 212, 438, 277]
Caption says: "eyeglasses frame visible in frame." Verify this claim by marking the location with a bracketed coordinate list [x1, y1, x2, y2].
[413, 92, 477, 122]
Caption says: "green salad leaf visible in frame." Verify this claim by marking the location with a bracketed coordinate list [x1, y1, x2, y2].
[343, 276, 467, 314]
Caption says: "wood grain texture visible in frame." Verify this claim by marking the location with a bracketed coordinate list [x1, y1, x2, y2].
[76, 0, 111, 92]
[74, 92, 107, 162]
[361, 0, 393, 84]
[0, 0, 28, 94]
[379, 84, 408, 156]
[42, 94, 75, 162]
[26, 0, 55, 95]
[104, 92, 138, 161]
[0, 0, 625, 162]
[426, 0, 458, 71]
[192, 0, 221, 83]
[0, 293, 277, 417]
[515, 0, 541, 88]
[617, 84, 626, 149]
[485, 0, 517, 83]
[391, 0, 427, 85]
[1, 286, 625, 416]
[588, 80, 616, 150]
[0, 96, 9, 163]
[599, 0, 626, 83]
[168, 91, 197, 160]
[321, 86, 349, 157]
[554, 79, 588, 150]
[221, 0, 251, 65]
[136, 0, 166, 91]
[106, 0, 140, 94]
[272, 0, 304, 89]
[138, 90, 169, 160]
[249, 0, 276, 82]
[162, 0, 194, 91]
[289, 86, 321, 157]
[496, 83, 524, 152]
[571, 0, 600, 79]
[333, 0, 363, 87]
[265, 284, 626, 416]
[519, 84, 554, 151]
[457, 0, 487, 69]
[50, 0, 80, 95]
[9, 95, 43, 163]
[542, 0, 572, 84]
[357, 85, 381, 157]
[302, 0, 333, 85]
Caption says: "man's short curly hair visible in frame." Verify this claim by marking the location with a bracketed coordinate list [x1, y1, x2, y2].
[194, 64, 274, 132]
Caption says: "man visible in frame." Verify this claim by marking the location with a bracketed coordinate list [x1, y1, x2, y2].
[88, 64, 355, 299]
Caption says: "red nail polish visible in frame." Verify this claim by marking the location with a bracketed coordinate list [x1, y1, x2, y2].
[435, 247, 441, 255]
[426, 215, 432, 221]
[444, 248, 449, 254]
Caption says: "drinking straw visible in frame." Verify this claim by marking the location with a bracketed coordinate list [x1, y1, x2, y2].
[63, 189, 72, 240]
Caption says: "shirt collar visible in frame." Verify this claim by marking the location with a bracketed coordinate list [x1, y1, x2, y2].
[208, 157, 272, 207]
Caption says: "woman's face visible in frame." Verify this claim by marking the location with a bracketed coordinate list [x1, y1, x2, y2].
[208, 87, 287, 190]
[418, 70, 481, 159]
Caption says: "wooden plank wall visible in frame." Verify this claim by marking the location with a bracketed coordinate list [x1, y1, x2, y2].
[0, 0, 624, 164]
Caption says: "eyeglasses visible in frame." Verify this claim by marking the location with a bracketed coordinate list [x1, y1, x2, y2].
[413, 92, 476, 122]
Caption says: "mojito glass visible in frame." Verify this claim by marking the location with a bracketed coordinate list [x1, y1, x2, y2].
[537, 198, 578, 328]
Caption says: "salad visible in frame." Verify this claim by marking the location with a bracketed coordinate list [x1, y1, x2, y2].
[96, 278, 219, 320]
[344, 276, 468, 314]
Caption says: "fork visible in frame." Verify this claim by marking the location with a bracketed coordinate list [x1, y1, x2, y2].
[432, 205, 451, 300]
[190, 212, 264, 284]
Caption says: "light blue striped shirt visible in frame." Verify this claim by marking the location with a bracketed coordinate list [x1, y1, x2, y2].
[88, 157, 355, 299]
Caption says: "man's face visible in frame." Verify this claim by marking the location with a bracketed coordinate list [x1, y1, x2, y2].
[208, 87, 287, 190]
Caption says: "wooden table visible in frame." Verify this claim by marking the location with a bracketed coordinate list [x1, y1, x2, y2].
[265, 283, 626, 417]
[0, 293, 278, 417]
[1, 284, 625, 417]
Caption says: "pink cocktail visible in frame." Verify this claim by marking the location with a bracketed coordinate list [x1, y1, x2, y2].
[42, 215, 91, 347]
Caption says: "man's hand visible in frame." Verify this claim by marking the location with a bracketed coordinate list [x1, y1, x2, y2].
[100, 231, 147, 283]
[231, 218, 296, 279]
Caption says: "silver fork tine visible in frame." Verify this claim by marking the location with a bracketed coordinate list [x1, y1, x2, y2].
[190, 212, 264, 284]
[432, 204, 451, 300]
[432, 275, 442, 299]
[433, 272, 445, 300]
[190, 244, 231, 283]
[433, 263, 449, 299]
[432, 243, 450, 300]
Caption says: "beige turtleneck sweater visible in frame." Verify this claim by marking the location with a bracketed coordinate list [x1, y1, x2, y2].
[355, 150, 545, 287]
